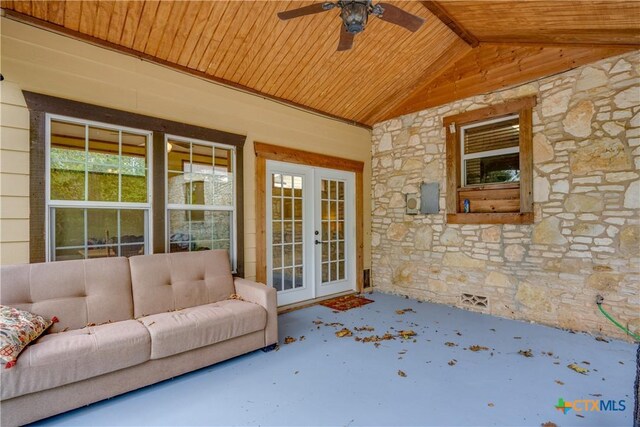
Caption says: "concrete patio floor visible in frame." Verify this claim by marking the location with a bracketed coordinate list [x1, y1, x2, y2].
[33, 292, 637, 426]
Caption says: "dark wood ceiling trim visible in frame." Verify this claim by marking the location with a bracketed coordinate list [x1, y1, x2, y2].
[479, 39, 640, 49]
[2, 9, 372, 130]
[420, 1, 479, 48]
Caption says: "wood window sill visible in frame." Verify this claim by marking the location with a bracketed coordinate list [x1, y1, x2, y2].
[446, 212, 534, 225]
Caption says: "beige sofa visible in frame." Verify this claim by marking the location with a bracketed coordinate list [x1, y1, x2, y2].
[0, 250, 277, 426]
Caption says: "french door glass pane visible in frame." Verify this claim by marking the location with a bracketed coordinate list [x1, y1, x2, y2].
[271, 173, 304, 291]
[321, 178, 346, 283]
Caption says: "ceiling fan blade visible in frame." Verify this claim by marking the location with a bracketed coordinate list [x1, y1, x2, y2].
[337, 29, 355, 51]
[377, 3, 425, 32]
[277, 3, 332, 20]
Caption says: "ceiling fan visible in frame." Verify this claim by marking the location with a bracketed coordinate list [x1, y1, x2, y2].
[277, 1, 425, 51]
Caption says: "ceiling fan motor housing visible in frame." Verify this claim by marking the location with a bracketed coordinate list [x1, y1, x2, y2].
[339, 0, 372, 34]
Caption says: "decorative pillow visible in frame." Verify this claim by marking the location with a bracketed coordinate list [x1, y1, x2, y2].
[0, 305, 57, 369]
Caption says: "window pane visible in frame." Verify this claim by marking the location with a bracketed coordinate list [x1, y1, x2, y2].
[465, 153, 520, 186]
[464, 117, 519, 155]
[121, 132, 148, 203]
[168, 209, 231, 253]
[54, 208, 84, 247]
[213, 148, 233, 206]
[87, 126, 119, 202]
[87, 208, 118, 246]
[50, 120, 86, 201]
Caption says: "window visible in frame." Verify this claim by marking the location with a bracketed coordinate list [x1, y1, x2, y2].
[166, 136, 237, 270]
[444, 96, 535, 224]
[47, 115, 151, 261]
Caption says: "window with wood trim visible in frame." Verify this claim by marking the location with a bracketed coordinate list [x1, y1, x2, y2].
[444, 96, 536, 225]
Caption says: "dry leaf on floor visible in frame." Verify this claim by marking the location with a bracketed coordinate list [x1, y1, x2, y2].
[398, 330, 417, 339]
[228, 293, 244, 301]
[395, 308, 415, 315]
[595, 336, 609, 343]
[555, 380, 564, 385]
[488, 403, 494, 407]
[567, 363, 589, 375]
[374, 343, 381, 348]
[284, 336, 297, 344]
[576, 414, 584, 418]
[448, 359, 457, 366]
[313, 320, 324, 325]
[468, 345, 489, 352]
[541, 422, 557, 427]
[397, 370, 407, 377]
[326, 322, 344, 327]
[336, 328, 353, 337]
[513, 336, 522, 339]
[294, 371, 299, 375]
[444, 342, 457, 347]
[518, 349, 533, 357]
[354, 325, 375, 332]
[299, 336, 306, 341]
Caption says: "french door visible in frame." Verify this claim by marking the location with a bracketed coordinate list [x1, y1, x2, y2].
[266, 160, 355, 306]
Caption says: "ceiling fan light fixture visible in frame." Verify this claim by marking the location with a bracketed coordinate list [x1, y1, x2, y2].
[340, 1, 370, 34]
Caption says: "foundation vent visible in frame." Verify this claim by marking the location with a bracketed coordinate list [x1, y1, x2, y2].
[461, 293, 489, 309]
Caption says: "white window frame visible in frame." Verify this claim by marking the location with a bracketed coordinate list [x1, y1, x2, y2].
[45, 114, 153, 261]
[164, 134, 238, 272]
[460, 114, 520, 187]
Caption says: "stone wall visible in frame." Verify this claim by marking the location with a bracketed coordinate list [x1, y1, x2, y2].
[370, 51, 640, 341]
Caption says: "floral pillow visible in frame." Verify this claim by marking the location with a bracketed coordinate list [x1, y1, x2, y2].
[0, 305, 57, 369]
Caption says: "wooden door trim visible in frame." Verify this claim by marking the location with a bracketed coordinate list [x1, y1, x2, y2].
[254, 142, 364, 292]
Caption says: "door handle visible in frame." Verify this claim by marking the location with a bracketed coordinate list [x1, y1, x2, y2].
[315, 240, 322, 245]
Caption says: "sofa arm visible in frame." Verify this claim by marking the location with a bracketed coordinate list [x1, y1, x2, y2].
[233, 278, 278, 346]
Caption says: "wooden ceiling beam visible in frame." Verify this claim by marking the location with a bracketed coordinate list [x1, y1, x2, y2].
[420, 1, 479, 48]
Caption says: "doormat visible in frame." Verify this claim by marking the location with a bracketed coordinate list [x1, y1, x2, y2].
[320, 294, 374, 312]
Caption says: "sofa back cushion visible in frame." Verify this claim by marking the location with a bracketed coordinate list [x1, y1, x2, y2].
[129, 250, 235, 318]
[0, 257, 134, 333]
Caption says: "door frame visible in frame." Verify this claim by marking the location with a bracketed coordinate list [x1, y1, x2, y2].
[255, 142, 364, 293]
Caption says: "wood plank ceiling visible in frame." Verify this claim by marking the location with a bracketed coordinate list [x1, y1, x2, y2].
[2, 1, 639, 127]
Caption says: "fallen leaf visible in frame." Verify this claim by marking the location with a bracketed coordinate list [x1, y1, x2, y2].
[555, 380, 564, 385]
[567, 363, 589, 375]
[444, 342, 458, 347]
[513, 336, 522, 339]
[518, 349, 533, 358]
[448, 359, 457, 366]
[284, 336, 297, 344]
[228, 293, 244, 301]
[487, 403, 494, 407]
[398, 330, 417, 339]
[374, 343, 381, 348]
[397, 370, 407, 377]
[395, 308, 415, 315]
[581, 360, 590, 365]
[541, 422, 557, 427]
[336, 328, 353, 337]
[299, 336, 306, 341]
[326, 322, 344, 327]
[575, 414, 584, 418]
[294, 371, 299, 375]
[354, 325, 375, 332]
[455, 331, 462, 336]
[490, 328, 496, 332]
[468, 345, 489, 352]
[313, 320, 324, 325]
[595, 336, 609, 343]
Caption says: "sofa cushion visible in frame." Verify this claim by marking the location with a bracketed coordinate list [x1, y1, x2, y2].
[129, 250, 235, 318]
[138, 300, 266, 360]
[0, 305, 55, 368]
[0, 320, 150, 400]
[0, 257, 134, 333]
